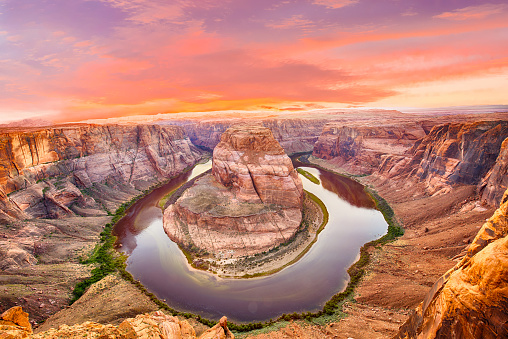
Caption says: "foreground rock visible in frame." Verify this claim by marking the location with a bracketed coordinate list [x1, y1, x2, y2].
[394, 189, 508, 338]
[164, 125, 303, 261]
[0, 306, 32, 338]
[0, 306, 234, 339]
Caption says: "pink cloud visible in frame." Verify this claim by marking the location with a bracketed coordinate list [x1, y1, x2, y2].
[266, 15, 314, 30]
[312, 0, 358, 9]
[434, 4, 507, 21]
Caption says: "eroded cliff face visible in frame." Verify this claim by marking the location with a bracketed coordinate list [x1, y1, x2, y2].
[479, 137, 508, 206]
[179, 118, 327, 155]
[164, 125, 303, 259]
[0, 124, 202, 220]
[394, 189, 508, 339]
[311, 120, 508, 205]
[312, 122, 426, 174]
[373, 121, 508, 200]
[212, 125, 303, 208]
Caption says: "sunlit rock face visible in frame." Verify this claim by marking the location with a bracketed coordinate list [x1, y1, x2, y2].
[164, 125, 304, 258]
[479, 137, 508, 206]
[394, 189, 508, 339]
[212, 125, 303, 209]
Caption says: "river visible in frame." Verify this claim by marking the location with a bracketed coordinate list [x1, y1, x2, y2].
[113, 159, 387, 322]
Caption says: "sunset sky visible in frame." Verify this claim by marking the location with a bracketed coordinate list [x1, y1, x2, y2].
[1, 0, 507, 123]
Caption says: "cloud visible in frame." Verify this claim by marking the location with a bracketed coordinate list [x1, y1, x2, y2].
[402, 9, 417, 17]
[312, 0, 358, 9]
[434, 4, 507, 21]
[266, 15, 314, 29]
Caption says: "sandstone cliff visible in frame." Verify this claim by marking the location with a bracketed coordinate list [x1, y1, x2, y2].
[179, 117, 327, 155]
[394, 189, 508, 338]
[0, 124, 202, 219]
[164, 125, 303, 260]
[373, 121, 508, 202]
[212, 125, 303, 208]
[479, 137, 508, 206]
[0, 306, 234, 339]
[312, 122, 427, 174]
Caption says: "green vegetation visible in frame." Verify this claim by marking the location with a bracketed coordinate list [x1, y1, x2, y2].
[158, 189, 177, 209]
[296, 168, 320, 184]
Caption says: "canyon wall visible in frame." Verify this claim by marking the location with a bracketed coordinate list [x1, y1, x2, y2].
[312, 122, 427, 174]
[312, 120, 508, 206]
[0, 124, 202, 220]
[394, 189, 508, 338]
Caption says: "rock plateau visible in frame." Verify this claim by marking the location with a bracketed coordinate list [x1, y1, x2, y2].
[164, 125, 304, 259]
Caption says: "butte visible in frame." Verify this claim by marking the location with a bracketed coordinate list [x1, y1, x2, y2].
[163, 125, 304, 261]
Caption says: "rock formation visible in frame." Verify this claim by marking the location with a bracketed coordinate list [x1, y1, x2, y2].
[179, 117, 328, 155]
[0, 306, 32, 338]
[0, 124, 202, 219]
[212, 125, 303, 208]
[312, 122, 426, 174]
[394, 188, 508, 339]
[0, 307, 234, 339]
[479, 137, 508, 206]
[164, 125, 304, 259]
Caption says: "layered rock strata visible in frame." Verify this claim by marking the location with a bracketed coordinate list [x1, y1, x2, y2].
[164, 125, 303, 258]
[312, 120, 508, 206]
[395, 189, 508, 338]
[212, 125, 303, 208]
[179, 117, 328, 155]
[0, 124, 202, 219]
[312, 122, 426, 174]
[374, 121, 508, 200]
[479, 137, 508, 206]
[0, 307, 234, 339]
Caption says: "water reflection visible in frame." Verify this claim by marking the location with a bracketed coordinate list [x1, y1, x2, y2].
[113, 160, 387, 322]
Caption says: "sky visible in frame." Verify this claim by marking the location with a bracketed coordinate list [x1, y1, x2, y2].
[0, 0, 507, 123]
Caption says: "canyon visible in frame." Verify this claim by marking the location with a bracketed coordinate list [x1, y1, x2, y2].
[1, 110, 508, 338]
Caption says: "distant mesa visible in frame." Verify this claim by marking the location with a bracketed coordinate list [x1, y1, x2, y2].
[163, 124, 304, 260]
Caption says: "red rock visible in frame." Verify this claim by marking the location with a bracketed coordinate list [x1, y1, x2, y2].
[395, 188, 508, 338]
[164, 125, 303, 259]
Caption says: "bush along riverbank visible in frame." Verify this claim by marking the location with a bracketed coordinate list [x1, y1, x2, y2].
[71, 156, 404, 334]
